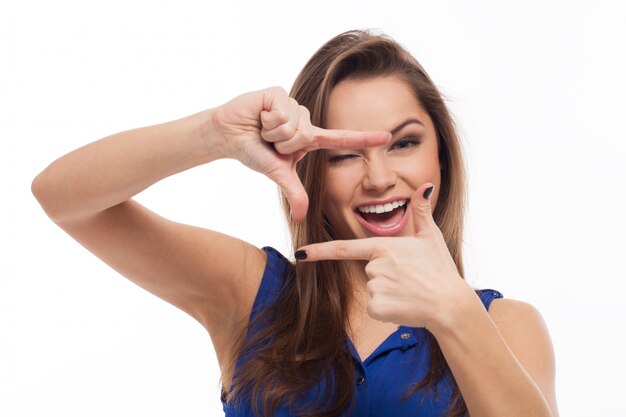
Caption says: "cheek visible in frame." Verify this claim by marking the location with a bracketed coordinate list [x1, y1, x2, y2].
[322, 170, 355, 220]
[322, 182, 343, 217]
[323, 170, 350, 202]
[394, 158, 442, 212]
[397, 160, 436, 186]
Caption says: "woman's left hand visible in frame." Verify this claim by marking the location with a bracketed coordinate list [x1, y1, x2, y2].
[295, 183, 473, 332]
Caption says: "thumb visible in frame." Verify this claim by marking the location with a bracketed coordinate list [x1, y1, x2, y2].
[411, 183, 436, 235]
[269, 167, 309, 223]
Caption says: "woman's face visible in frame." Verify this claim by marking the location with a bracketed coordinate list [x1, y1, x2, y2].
[322, 76, 441, 239]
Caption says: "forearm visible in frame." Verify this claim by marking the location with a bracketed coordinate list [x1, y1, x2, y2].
[431, 287, 553, 417]
[32, 108, 224, 223]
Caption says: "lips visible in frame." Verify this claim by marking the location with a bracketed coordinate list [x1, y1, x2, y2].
[357, 199, 407, 214]
[354, 197, 411, 236]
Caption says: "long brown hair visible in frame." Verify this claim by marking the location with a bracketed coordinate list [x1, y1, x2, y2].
[223, 29, 468, 417]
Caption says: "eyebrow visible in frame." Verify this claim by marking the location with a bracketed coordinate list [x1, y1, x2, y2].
[389, 118, 424, 136]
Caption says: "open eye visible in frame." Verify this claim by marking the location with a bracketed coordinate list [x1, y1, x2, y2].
[391, 137, 422, 151]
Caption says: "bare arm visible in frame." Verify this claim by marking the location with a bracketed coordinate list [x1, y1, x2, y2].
[297, 184, 558, 416]
[31, 87, 391, 370]
[433, 293, 559, 417]
[31, 109, 222, 224]
[31, 109, 266, 340]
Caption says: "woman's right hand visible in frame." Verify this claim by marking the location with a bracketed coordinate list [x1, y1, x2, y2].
[210, 86, 391, 222]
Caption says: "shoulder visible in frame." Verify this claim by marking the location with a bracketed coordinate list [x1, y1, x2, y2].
[262, 246, 294, 270]
[488, 298, 559, 416]
[488, 297, 546, 329]
[247, 246, 293, 313]
[470, 289, 549, 334]
[487, 297, 554, 360]
[487, 298, 552, 347]
[259, 246, 294, 286]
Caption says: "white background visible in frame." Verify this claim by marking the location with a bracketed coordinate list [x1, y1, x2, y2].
[2, 1, 625, 416]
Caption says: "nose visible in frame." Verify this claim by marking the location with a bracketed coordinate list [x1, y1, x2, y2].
[362, 155, 397, 192]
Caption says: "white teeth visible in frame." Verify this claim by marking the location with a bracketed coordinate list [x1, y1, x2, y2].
[357, 199, 407, 214]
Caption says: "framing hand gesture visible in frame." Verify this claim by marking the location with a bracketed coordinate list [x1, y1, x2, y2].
[213, 86, 391, 222]
[296, 183, 469, 331]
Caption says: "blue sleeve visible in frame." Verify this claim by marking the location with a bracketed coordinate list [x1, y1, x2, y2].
[248, 246, 294, 323]
[475, 288, 504, 311]
[225, 246, 294, 396]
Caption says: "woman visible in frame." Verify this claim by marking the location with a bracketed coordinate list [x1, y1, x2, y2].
[32, 30, 558, 417]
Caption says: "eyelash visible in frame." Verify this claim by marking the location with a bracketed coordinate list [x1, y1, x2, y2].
[327, 137, 423, 164]
[392, 137, 422, 150]
[328, 154, 358, 164]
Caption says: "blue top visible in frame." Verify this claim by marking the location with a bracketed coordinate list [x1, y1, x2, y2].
[222, 246, 503, 416]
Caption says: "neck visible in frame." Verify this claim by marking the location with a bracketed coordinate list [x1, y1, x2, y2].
[344, 260, 370, 316]
[345, 259, 368, 286]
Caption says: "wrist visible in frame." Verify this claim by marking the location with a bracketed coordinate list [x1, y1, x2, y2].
[197, 106, 231, 160]
[427, 280, 481, 337]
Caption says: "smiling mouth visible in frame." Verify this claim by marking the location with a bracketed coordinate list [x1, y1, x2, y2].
[355, 199, 408, 229]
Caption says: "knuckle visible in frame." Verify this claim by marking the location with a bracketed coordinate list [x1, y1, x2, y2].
[337, 135, 349, 148]
[334, 242, 350, 259]
[303, 130, 316, 148]
[268, 85, 288, 96]
[263, 111, 287, 129]
[373, 243, 393, 258]
[364, 262, 377, 277]
[416, 203, 431, 215]
[367, 300, 384, 320]
[260, 129, 271, 143]
[273, 141, 291, 155]
[279, 122, 297, 138]
[274, 109, 290, 125]
[299, 105, 310, 116]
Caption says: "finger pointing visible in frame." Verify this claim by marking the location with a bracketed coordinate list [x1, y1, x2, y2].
[295, 238, 383, 262]
[310, 126, 391, 150]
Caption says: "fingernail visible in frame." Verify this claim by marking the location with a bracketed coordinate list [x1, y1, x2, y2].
[294, 250, 307, 260]
[423, 185, 435, 200]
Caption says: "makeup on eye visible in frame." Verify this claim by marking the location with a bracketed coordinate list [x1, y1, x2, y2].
[390, 137, 423, 150]
[327, 136, 423, 164]
[328, 152, 361, 164]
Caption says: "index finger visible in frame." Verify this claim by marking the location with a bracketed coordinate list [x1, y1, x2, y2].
[310, 126, 391, 150]
[296, 238, 383, 262]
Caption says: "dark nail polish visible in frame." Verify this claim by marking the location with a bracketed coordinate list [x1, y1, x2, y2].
[294, 250, 308, 260]
[423, 185, 435, 200]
